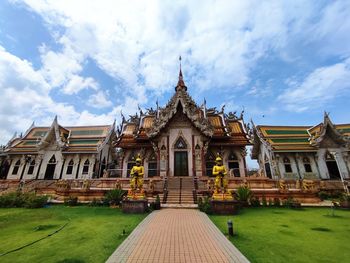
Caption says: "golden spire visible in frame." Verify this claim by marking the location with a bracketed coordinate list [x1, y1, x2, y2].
[176, 55, 187, 91]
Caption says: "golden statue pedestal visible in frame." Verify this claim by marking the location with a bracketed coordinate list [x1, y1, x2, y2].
[212, 192, 233, 201]
[127, 189, 146, 200]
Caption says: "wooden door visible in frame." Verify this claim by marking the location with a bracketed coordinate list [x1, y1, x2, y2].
[174, 152, 188, 176]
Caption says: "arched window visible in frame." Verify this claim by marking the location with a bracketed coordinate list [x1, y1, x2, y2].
[303, 157, 312, 173]
[148, 152, 157, 177]
[66, 160, 74, 175]
[228, 152, 240, 177]
[283, 157, 292, 173]
[174, 137, 187, 149]
[205, 151, 216, 176]
[12, 160, 21, 175]
[127, 152, 136, 177]
[82, 159, 90, 174]
[27, 160, 35, 175]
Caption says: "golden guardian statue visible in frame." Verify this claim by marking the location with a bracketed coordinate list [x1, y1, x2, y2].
[127, 155, 145, 199]
[212, 155, 232, 200]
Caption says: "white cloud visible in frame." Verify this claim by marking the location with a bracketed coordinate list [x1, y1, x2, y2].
[62, 75, 98, 95]
[0, 46, 119, 144]
[278, 58, 350, 112]
[39, 45, 83, 88]
[17, 0, 317, 94]
[88, 90, 112, 108]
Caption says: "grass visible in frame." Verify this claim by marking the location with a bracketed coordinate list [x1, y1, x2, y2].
[210, 207, 350, 263]
[0, 205, 146, 263]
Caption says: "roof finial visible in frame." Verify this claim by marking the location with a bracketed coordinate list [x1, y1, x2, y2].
[176, 55, 187, 91]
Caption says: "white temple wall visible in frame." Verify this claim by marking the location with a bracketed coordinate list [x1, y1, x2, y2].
[168, 127, 193, 177]
[22, 155, 40, 180]
[61, 154, 80, 179]
[333, 149, 349, 179]
[297, 153, 319, 178]
[36, 150, 63, 179]
[7, 156, 24, 180]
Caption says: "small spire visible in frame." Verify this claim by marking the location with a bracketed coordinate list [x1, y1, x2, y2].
[176, 55, 187, 91]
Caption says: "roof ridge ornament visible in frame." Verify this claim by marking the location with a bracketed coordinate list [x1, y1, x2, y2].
[176, 55, 187, 91]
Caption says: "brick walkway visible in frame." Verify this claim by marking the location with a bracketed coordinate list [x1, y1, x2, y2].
[106, 209, 249, 263]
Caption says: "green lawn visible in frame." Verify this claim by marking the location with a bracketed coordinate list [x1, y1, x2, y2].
[210, 207, 350, 263]
[0, 206, 146, 263]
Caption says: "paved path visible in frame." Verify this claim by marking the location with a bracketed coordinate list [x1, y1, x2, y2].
[106, 209, 249, 263]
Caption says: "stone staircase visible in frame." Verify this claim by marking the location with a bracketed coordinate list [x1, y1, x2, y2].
[166, 177, 194, 204]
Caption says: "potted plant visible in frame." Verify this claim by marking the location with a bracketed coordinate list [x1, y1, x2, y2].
[154, 194, 161, 210]
[104, 189, 126, 207]
[235, 186, 252, 207]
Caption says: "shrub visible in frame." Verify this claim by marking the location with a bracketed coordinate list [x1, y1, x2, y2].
[318, 191, 329, 200]
[250, 197, 260, 207]
[104, 189, 126, 206]
[282, 197, 294, 208]
[262, 196, 267, 207]
[235, 186, 252, 202]
[273, 198, 281, 207]
[24, 193, 48, 208]
[340, 194, 350, 202]
[89, 198, 102, 207]
[154, 194, 161, 210]
[64, 196, 78, 206]
[0, 192, 23, 207]
[0, 192, 47, 208]
[330, 191, 343, 199]
[268, 198, 273, 206]
[198, 196, 212, 214]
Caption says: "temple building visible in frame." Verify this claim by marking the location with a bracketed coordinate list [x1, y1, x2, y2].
[1, 117, 116, 180]
[0, 69, 251, 181]
[251, 113, 350, 180]
[115, 69, 251, 178]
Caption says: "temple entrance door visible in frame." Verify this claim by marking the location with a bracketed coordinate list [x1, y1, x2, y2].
[44, 155, 56, 180]
[264, 162, 272, 179]
[0, 161, 10, 179]
[174, 151, 188, 176]
[326, 161, 341, 180]
[44, 164, 56, 179]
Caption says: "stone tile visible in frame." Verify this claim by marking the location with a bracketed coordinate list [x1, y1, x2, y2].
[106, 209, 249, 263]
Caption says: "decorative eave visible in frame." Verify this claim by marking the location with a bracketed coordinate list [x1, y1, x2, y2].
[97, 120, 116, 153]
[251, 123, 274, 159]
[311, 113, 348, 147]
[37, 116, 68, 150]
[146, 88, 214, 138]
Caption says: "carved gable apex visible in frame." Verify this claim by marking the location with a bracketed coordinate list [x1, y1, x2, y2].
[313, 113, 348, 147]
[147, 89, 213, 138]
[37, 116, 68, 150]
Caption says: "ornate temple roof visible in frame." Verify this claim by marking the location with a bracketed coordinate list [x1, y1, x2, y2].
[5, 117, 115, 154]
[115, 68, 251, 148]
[251, 113, 350, 158]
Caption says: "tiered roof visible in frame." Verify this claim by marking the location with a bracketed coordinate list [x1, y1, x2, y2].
[251, 113, 350, 158]
[5, 117, 115, 154]
[116, 69, 251, 148]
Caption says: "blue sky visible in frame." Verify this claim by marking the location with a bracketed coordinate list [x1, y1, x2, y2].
[0, 0, 350, 168]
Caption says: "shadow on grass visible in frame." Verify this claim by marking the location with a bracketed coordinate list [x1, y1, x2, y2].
[310, 227, 332, 232]
[323, 214, 343, 218]
[33, 224, 59, 231]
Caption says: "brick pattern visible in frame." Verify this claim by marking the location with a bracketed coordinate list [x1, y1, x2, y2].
[106, 209, 249, 263]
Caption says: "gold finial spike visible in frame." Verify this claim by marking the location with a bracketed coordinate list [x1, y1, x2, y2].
[176, 55, 186, 91]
